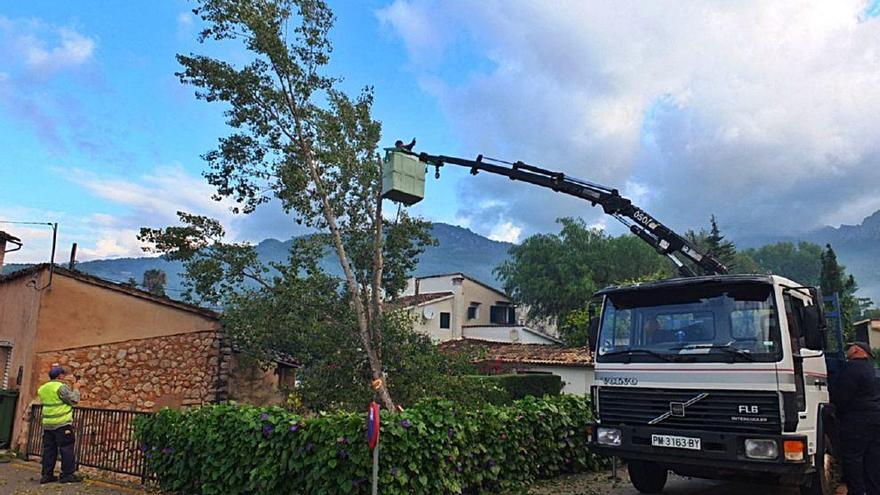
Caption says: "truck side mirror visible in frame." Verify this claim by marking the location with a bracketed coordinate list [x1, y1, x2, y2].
[588, 318, 599, 353]
[801, 306, 824, 351]
[587, 296, 602, 353]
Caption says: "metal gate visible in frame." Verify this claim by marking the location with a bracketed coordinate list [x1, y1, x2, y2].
[26, 405, 152, 479]
[0, 389, 18, 449]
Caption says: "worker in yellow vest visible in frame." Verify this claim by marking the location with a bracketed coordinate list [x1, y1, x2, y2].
[36, 366, 81, 484]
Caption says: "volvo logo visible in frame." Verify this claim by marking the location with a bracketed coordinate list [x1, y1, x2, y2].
[602, 377, 638, 386]
[648, 393, 709, 425]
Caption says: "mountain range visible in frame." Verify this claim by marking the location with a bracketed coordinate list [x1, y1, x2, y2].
[5, 223, 514, 298]
[804, 211, 880, 303]
[6, 214, 880, 304]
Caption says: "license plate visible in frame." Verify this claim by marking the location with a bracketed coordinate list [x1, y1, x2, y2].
[651, 434, 701, 450]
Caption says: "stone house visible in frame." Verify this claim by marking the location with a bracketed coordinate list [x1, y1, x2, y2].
[397, 273, 561, 344]
[0, 263, 294, 452]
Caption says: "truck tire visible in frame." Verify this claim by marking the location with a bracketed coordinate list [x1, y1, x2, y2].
[628, 459, 668, 494]
[800, 434, 834, 495]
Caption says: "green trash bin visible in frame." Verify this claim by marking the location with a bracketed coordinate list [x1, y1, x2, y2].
[381, 150, 426, 205]
[0, 389, 19, 449]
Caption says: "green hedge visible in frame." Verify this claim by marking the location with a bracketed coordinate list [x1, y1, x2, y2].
[453, 374, 563, 405]
[135, 395, 598, 494]
[486, 374, 564, 400]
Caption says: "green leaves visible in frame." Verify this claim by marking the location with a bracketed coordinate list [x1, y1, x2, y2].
[494, 217, 672, 345]
[160, 0, 437, 410]
[136, 395, 600, 495]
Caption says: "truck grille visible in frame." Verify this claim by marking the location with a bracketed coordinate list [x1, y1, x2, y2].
[598, 387, 782, 434]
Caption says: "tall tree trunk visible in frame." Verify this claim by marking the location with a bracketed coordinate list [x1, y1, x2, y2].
[370, 158, 385, 355]
[292, 121, 395, 410]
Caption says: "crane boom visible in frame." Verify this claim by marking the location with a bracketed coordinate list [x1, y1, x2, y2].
[398, 146, 728, 277]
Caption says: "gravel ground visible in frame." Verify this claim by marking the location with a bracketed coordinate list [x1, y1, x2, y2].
[0, 461, 149, 495]
[524, 465, 847, 495]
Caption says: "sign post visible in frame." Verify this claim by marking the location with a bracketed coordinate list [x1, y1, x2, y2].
[366, 402, 381, 495]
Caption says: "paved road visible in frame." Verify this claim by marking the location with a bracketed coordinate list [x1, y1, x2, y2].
[612, 475, 799, 494]
[528, 468, 821, 495]
[0, 461, 147, 495]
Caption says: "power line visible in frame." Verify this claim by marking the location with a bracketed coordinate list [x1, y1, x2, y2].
[0, 220, 55, 226]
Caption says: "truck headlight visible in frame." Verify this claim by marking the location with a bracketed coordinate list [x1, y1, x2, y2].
[744, 439, 778, 460]
[597, 427, 622, 446]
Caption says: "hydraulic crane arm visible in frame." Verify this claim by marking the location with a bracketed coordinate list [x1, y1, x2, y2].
[399, 146, 728, 277]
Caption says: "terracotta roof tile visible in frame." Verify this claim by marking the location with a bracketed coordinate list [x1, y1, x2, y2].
[390, 291, 454, 308]
[439, 338, 593, 366]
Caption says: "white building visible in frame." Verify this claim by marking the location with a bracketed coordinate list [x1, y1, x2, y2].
[854, 319, 880, 350]
[394, 273, 593, 395]
[396, 273, 561, 345]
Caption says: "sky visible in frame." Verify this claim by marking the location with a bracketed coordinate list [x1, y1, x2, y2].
[2, 1, 880, 264]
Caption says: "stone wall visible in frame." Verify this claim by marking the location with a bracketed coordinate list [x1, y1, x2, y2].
[226, 356, 289, 407]
[33, 330, 231, 411]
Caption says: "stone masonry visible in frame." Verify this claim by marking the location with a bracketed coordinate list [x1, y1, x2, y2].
[33, 330, 232, 411]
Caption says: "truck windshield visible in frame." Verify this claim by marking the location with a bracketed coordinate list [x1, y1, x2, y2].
[597, 282, 781, 363]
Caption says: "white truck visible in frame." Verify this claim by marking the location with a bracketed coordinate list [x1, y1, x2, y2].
[382, 141, 844, 494]
[587, 275, 843, 494]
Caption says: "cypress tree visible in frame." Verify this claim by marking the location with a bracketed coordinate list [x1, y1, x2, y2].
[705, 215, 737, 271]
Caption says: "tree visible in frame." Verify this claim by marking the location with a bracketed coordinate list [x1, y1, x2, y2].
[685, 215, 738, 273]
[142, 269, 167, 297]
[820, 243, 859, 339]
[706, 215, 737, 270]
[495, 217, 672, 345]
[740, 241, 823, 284]
[143, 0, 434, 409]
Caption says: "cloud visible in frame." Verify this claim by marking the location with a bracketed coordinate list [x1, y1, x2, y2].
[77, 229, 144, 259]
[49, 164, 305, 261]
[488, 221, 522, 243]
[0, 18, 96, 75]
[380, 0, 880, 239]
[375, 1, 450, 64]
[0, 17, 98, 152]
[24, 28, 95, 73]
[177, 12, 194, 27]
[67, 165, 229, 224]
[4, 162, 311, 264]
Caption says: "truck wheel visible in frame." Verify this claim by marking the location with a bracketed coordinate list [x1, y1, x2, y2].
[800, 435, 835, 495]
[628, 459, 668, 494]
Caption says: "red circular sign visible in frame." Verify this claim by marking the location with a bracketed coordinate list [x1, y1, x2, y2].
[366, 401, 380, 450]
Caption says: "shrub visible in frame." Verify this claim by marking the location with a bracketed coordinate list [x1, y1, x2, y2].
[450, 374, 563, 405]
[438, 375, 512, 406]
[135, 395, 599, 494]
[492, 374, 564, 400]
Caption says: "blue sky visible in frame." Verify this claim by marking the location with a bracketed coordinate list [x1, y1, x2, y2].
[0, 1, 478, 262]
[4, 1, 880, 263]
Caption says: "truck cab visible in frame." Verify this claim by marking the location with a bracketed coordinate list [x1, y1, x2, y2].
[588, 274, 842, 494]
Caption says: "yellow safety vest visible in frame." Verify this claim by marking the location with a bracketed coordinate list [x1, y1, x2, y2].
[38, 380, 73, 427]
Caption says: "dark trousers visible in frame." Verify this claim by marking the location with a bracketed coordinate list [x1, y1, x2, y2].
[840, 419, 880, 495]
[41, 427, 76, 480]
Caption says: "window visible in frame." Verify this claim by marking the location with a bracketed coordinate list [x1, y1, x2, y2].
[784, 294, 807, 411]
[467, 304, 480, 320]
[490, 305, 516, 324]
[0, 344, 10, 389]
[597, 282, 781, 363]
[440, 312, 451, 329]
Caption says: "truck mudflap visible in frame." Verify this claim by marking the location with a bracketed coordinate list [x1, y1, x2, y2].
[588, 423, 814, 478]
